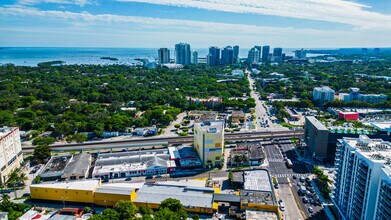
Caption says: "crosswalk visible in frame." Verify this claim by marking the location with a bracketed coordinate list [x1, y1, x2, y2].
[267, 158, 305, 165]
[274, 173, 308, 178]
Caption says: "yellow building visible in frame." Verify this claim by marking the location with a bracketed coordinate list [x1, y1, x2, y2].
[193, 121, 224, 167]
[30, 179, 101, 204]
[93, 183, 139, 207]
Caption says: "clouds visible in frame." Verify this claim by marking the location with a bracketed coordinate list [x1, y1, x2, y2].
[116, 0, 391, 30]
[17, 0, 91, 7]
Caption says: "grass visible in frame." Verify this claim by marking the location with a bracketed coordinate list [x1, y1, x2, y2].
[280, 122, 302, 128]
[272, 176, 278, 185]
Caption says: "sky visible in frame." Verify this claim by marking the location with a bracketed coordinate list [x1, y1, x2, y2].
[0, 0, 391, 48]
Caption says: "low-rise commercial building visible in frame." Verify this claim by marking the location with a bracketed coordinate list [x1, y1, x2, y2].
[133, 183, 218, 214]
[0, 126, 23, 184]
[92, 149, 176, 179]
[39, 154, 91, 181]
[338, 112, 359, 121]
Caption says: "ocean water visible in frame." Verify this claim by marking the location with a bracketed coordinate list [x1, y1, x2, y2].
[0, 47, 296, 66]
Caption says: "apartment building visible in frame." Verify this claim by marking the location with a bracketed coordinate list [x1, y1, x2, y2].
[0, 126, 23, 184]
[333, 135, 391, 220]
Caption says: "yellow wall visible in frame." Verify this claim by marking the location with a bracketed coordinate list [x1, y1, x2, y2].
[94, 193, 131, 207]
[30, 187, 95, 204]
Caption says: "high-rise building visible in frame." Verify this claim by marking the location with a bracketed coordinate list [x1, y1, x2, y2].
[273, 47, 283, 62]
[221, 46, 234, 65]
[207, 46, 220, 66]
[295, 49, 307, 59]
[247, 47, 260, 64]
[193, 121, 224, 167]
[157, 48, 170, 64]
[261, 45, 270, 62]
[254, 46, 262, 62]
[332, 135, 391, 220]
[304, 116, 329, 159]
[313, 86, 335, 105]
[175, 43, 191, 65]
[192, 51, 198, 64]
[233, 45, 239, 64]
[0, 127, 23, 184]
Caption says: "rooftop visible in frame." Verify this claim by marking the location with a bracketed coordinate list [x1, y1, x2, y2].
[93, 150, 176, 175]
[243, 170, 272, 192]
[40, 155, 73, 178]
[0, 126, 16, 139]
[371, 122, 391, 131]
[235, 142, 264, 160]
[342, 135, 391, 167]
[245, 209, 279, 220]
[314, 86, 334, 92]
[30, 179, 100, 191]
[62, 154, 91, 178]
[240, 190, 275, 206]
[306, 116, 328, 131]
[194, 120, 224, 133]
[95, 183, 143, 195]
[133, 184, 215, 208]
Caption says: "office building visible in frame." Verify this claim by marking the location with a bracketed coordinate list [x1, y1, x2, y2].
[332, 135, 391, 220]
[192, 51, 198, 64]
[157, 48, 170, 64]
[233, 45, 239, 64]
[304, 116, 329, 159]
[194, 121, 224, 167]
[255, 46, 262, 62]
[0, 127, 23, 184]
[295, 49, 307, 59]
[207, 46, 220, 66]
[339, 88, 387, 104]
[175, 43, 191, 65]
[247, 47, 260, 64]
[313, 86, 335, 105]
[273, 47, 283, 62]
[261, 45, 270, 62]
[221, 46, 234, 65]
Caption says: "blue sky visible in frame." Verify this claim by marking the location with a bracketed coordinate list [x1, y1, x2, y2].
[0, 0, 391, 48]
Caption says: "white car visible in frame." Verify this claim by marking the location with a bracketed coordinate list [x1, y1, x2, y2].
[278, 200, 285, 211]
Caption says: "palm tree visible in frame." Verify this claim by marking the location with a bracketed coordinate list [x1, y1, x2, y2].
[17, 173, 28, 186]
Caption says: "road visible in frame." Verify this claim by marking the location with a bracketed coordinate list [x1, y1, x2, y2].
[246, 70, 286, 131]
[162, 112, 187, 137]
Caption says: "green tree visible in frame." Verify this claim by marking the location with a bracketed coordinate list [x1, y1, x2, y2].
[156, 198, 187, 220]
[33, 145, 52, 162]
[32, 136, 55, 146]
[113, 200, 138, 220]
[174, 124, 181, 129]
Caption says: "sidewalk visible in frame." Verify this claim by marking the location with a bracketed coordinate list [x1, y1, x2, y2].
[311, 180, 336, 220]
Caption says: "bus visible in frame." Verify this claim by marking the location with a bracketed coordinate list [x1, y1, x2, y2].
[286, 159, 293, 168]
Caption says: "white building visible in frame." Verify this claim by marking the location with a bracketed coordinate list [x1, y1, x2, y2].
[332, 135, 391, 220]
[339, 87, 387, 104]
[194, 121, 224, 167]
[313, 86, 335, 105]
[0, 127, 23, 184]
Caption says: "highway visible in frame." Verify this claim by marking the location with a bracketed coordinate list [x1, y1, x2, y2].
[22, 130, 304, 152]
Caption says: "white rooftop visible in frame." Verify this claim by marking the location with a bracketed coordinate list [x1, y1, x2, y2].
[195, 121, 224, 133]
[371, 122, 391, 130]
[243, 170, 272, 192]
[0, 126, 14, 139]
[30, 179, 100, 191]
[343, 135, 391, 167]
[134, 184, 214, 208]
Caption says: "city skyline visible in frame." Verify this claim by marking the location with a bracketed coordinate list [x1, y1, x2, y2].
[0, 0, 391, 47]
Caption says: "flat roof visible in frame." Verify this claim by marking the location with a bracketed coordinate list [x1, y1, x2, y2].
[213, 193, 241, 203]
[40, 155, 73, 177]
[62, 153, 91, 177]
[95, 183, 143, 195]
[240, 190, 275, 206]
[243, 170, 272, 192]
[134, 184, 214, 208]
[245, 209, 278, 220]
[93, 150, 176, 175]
[342, 135, 391, 168]
[30, 179, 100, 191]
[154, 179, 206, 188]
[371, 122, 391, 131]
[194, 120, 224, 133]
[306, 116, 328, 131]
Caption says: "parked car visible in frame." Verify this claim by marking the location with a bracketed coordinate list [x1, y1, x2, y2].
[278, 200, 285, 211]
[274, 183, 279, 189]
[300, 176, 306, 182]
[125, 177, 132, 181]
[302, 197, 309, 203]
[308, 207, 314, 213]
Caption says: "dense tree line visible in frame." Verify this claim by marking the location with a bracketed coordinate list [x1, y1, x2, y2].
[0, 64, 249, 139]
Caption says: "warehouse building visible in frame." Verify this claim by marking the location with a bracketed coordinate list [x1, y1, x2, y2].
[94, 183, 140, 207]
[168, 146, 202, 169]
[133, 183, 218, 214]
[92, 149, 176, 179]
[39, 154, 91, 181]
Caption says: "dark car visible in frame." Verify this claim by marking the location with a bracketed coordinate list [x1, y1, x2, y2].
[102, 178, 109, 183]
[302, 197, 309, 203]
[292, 175, 297, 179]
[274, 184, 279, 189]
[145, 176, 153, 179]
[125, 177, 132, 181]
